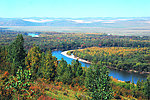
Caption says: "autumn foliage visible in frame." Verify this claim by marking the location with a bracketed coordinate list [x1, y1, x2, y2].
[0, 33, 150, 99]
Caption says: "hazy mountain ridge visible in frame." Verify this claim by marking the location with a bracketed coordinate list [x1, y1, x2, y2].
[0, 17, 150, 28]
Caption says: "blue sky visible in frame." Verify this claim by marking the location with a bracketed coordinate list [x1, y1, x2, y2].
[0, 0, 150, 18]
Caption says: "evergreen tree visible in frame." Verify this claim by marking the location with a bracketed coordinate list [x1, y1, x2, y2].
[0, 46, 8, 71]
[39, 52, 45, 77]
[76, 62, 83, 77]
[71, 59, 83, 77]
[61, 64, 73, 84]
[56, 58, 73, 84]
[136, 79, 142, 91]
[41, 50, 56, 81]
[144, 75, 150, 99]
[56, 58, 68, 81]
[7, 34, 26, 75]
[85, 64, 113, 100]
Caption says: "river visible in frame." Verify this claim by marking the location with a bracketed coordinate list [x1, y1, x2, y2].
[52, 50, 148, 83]
[28, 33, 39, 37]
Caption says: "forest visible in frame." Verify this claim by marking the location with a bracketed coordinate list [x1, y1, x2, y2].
[0, 28, 150, 51]
[73, 47, 150, 73]
[0, 28, 150, 99]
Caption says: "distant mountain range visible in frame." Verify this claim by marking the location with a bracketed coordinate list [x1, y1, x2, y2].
[0, 17, 150, 28]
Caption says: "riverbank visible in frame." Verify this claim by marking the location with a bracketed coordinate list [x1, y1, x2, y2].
[61, 50, 129, 83]
[52, 50, 147, 83]
[61, 50, 91, 64]
[61, 50, 149, 75]
[107, 66, 150, 75]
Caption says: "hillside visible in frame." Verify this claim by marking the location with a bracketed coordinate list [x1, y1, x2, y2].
[0, 17, 150, 28]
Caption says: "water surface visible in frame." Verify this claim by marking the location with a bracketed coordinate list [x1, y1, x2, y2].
[52, 50, 147, 83]
[28, 33, 39, 37]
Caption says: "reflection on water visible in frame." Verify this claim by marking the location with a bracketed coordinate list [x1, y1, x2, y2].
[52, 51, 147, 83]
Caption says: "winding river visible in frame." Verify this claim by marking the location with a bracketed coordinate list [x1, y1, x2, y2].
[52, 50, 148, 83]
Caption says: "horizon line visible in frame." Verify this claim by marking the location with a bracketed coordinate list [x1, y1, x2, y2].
[1, 16, 150, 19]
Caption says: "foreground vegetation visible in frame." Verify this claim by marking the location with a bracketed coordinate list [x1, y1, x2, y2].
[0, 27, 150, 99]
[0, 34, 149, 99]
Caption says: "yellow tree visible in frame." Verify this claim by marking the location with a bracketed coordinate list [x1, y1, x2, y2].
[25, 44, 42, 79]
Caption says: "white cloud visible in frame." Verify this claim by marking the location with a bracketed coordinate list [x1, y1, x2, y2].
[23, 19, 53, 23]
[116, 19, 130, 21]
[71, 20, 92, 23]
[93, 20, 104, 22]
[102, 21, 115, 23]
[70, 19, 104, 23]
[101, 19, 130, 23]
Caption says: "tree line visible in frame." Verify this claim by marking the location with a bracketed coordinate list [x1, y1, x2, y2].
[73, 47, 150, 73]
[0, 29, 150, 51]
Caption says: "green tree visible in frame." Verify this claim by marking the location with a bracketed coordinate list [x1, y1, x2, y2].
[144, 75, 150, 99]
[61, 64, 73, 84]
[39, 52, 45, 77]
[136, 79, 142, 91]
[41, 50, 57, 81]
[56, 58, 74, 84]
[76, 64, 83, 77]
[56, 58, 68, 82]
[7, 34, 26, 75]
[85, 64, 113, 100]
[71, 59, 83, 77]
[0, 46, 8, 71]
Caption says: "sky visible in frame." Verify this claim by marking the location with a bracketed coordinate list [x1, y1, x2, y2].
[0, 0, 150, 18]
